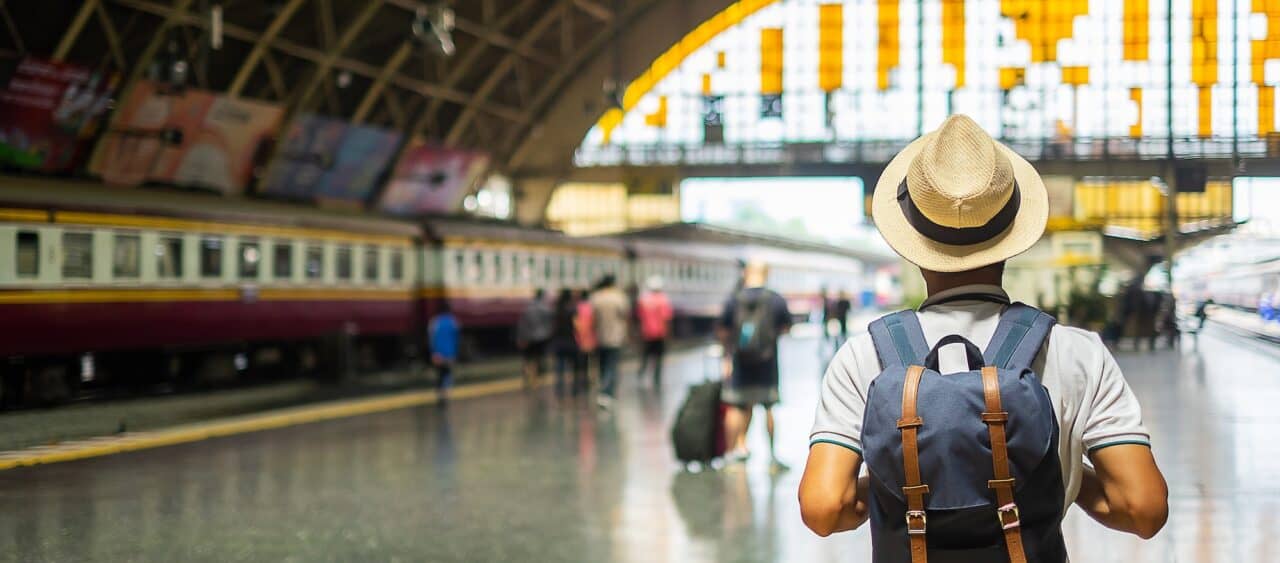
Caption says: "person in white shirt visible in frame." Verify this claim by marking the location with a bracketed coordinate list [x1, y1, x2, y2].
[798, 115, 1168, 546]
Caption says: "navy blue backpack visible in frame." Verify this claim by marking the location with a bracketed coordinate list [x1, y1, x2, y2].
[863, 303, 1067, 563]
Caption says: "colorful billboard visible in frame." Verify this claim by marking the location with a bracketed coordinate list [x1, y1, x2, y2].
[260, 113, 401, 203]
[0, 57, 117, 172]
[90, 81, 284, 195]
[378, 138, 489, 215]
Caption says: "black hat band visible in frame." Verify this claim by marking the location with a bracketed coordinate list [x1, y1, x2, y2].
[896, 178, 1020, 246]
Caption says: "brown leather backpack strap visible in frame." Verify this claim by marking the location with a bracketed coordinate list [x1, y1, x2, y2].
[899, 365, 929, 563]
[980, 366, 1028, 563]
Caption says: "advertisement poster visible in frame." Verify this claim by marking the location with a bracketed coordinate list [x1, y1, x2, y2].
[260, 113, 401, 203]
[90, 81, 284, 194]
[378, 138, 490, 214]
[0, 57, 117, 172]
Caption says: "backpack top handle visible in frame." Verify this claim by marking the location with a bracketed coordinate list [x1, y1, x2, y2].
[923, 334, 985, 373]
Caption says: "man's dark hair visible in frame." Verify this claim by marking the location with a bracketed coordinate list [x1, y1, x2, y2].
[597, 274, 617, 289]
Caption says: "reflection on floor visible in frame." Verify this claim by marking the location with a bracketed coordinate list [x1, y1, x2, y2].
[0, 324, 1276, 562]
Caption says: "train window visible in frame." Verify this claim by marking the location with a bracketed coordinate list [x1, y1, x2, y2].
[113, 233, 141, 279]
[305, 245, 324, 280]
[524, 255, 535, 283]
[453, 252, 466, 282]
[156, 236, 183, 279]
[15, 230, 38, 277]
[273, 242, 293, 279]
[471, 252, 484, 283]
[61, 232, 93, 279]
[511, 253, 522, 284]
[493, 252, 503, 284]
[199, 236, 223, 278]
[364, 246, 380, 282]
[335, 246, 352, 281]
[390, 249, 405, 281]
[543, 256, 553, 283]
[239, 240, 261, 280]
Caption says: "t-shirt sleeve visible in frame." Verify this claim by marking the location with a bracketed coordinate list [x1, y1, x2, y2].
[1081, 332, 1152, 453]
[774, 293, 792, 329]
[719, 296, 736, 329]
[809, 341, 868, 455]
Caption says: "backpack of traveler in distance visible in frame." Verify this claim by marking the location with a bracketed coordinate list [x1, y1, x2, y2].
[861, 303, 1067, 563]
[732, 289, 778, 368]
[671, 379, 725, 466]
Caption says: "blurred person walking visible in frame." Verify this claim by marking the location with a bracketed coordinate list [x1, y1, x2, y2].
[428, 302, 460, 403]
[1194, 298, 1214, 333]
[517, 288, 553, 389]
[719, 259, 792, 469]
[550, 288, 581, 397]
[590, 274, 630, 409]
[635, 275, 674, 388]
[800, 115, 1167, 560]
[832, 290, 853, 344]
[574, 288, 597, 394]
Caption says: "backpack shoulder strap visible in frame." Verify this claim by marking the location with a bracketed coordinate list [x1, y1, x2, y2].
[983, 302, 1057, 371]
[868, 310, 930, 369]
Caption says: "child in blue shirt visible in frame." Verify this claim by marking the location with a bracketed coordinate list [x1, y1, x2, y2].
[429, 302, 460, 400]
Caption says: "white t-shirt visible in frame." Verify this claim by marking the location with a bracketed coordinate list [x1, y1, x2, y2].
[809, 284, 1151, 509]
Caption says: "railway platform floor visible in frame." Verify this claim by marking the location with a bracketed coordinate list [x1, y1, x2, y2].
[0, 322, 1276, 562]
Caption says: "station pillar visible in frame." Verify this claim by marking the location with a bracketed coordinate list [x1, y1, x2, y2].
[1163, 164, 1178, 289]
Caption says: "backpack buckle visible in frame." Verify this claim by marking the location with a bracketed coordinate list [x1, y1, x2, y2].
[996, 503, 1021, 530]
[905, 510, 927, 534]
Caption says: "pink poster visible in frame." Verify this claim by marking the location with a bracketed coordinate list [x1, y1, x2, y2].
[90, 81, 283, 194]
[378, 138, 489, 214]
[0, 56, 117, 172]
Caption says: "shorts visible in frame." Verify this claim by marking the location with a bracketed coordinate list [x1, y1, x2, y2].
[643, 339, 665, 356]
[721, 384, 779, 407]
[523, 340, 548, 361]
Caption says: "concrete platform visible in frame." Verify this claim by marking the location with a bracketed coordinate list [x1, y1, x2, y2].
[0, 324, 1276, 562]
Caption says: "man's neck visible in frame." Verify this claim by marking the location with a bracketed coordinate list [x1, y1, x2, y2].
[923, 272, 1003, 297]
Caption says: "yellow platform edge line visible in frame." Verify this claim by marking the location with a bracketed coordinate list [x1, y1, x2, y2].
[0, 377, 524, 471]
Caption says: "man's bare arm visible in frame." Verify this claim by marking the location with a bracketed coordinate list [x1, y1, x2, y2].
[1074, 444, 1168, 539]
[799, 442, 869, 536]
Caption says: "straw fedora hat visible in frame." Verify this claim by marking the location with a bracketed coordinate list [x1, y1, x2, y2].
[871, 114, 1048, 273]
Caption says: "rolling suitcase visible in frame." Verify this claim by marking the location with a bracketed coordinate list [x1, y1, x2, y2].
[671, 379, 724, 467]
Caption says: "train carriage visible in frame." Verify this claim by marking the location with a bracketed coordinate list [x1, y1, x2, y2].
[420, 217, 627, 354]
[0, 178, 421, 401]
[0, 178, 891, 406]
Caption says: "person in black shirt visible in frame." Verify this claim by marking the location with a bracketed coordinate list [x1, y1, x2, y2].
[550, 289, 581, 397]
[718, 260, 792, 470]
[832, 290, 853, 344]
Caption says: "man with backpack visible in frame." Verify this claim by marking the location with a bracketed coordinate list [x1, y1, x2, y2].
[799, 115, 1168, 561]
[720, 259, 792, 469]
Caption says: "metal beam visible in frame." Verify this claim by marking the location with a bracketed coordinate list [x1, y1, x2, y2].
[115, 0, 196, 113]
[226, 0, 306, 97]
[260, 50, 288, 100]
[560, 3, 573, 57]
[382, 88, 406, 129]
[0, 0, 25, 55]
[94, 1, 127, 69]
[382, 0, 558, 67]
[415, 0, 540, 134]
[52, 0, 99, 61]
[110, 0, 526, 122]
[315, 0, 337, 49]
[445, 1, 564, 146]
[507, 0, 660, 169]
[351, 41, 412, 124]
[292, 0, 382, 112]
[573, 0, 613, 21]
